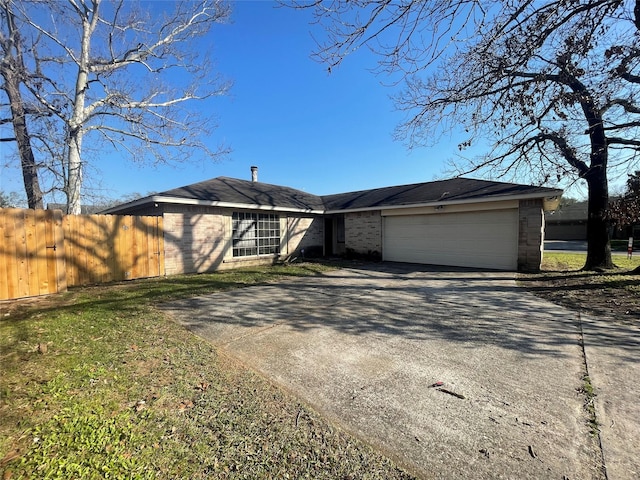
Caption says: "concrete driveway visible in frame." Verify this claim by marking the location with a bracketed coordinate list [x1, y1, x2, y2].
[160, 263, 638, 479]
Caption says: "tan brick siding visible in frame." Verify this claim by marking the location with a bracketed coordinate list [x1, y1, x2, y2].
[161, 207, 324, 274]
[136, 200, 546, 273]
[286, 215, 324, 257]
[162, 205, 227, 275]
[345, 210, 382, 255]
[518, 199, 545, 271]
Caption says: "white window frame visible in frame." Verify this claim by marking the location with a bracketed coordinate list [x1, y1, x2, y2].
[232, 212, 280, 257]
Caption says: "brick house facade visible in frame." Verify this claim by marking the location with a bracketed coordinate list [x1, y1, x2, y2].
[104, 174, 560, 273]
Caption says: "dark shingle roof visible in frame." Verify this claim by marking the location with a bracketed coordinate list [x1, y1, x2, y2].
[321, 177, 561, 211]
[161, 177, 325, 211]
[104, 176, 561, 214]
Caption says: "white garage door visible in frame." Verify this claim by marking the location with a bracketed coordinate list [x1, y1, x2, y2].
[383, 209, 519, 270]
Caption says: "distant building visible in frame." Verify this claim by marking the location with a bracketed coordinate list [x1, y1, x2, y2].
[545, 202, 588, 240]
[546, 200, 639, 240]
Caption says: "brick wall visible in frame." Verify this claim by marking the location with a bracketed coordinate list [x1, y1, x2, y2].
[345, 210, 382, 256]
[124, 201, 547, 273]
[518, 199, 545, 271]
[286, 215, 324, 257]
[161, 207, 325, 274]
[162, 205, 227, 275]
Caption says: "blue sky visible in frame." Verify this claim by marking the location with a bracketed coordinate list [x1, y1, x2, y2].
[13, 0, 610, 205]
[123, 0, 467, 197]
[2, 0, 482, 204]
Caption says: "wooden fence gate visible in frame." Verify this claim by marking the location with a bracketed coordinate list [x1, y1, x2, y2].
[0, 208, 165, 301]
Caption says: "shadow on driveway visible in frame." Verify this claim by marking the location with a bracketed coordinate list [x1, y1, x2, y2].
[160, 263, 619, 479]
[171, 265, 583, 357]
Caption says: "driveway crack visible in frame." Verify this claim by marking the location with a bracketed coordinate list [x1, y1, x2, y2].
[220, 322, 282, 347]
[577, 311, 609, 480]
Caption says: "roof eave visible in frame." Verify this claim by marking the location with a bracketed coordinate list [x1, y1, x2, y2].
[101, 188, 563, 216]
[324, 190, 563, 214]
[101, 195, 325, 215]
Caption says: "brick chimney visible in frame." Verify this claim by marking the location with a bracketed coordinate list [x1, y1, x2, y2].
[251, 166, 258, 182]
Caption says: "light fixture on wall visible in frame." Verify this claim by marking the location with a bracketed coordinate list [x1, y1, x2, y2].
[434, 205, 445, 210]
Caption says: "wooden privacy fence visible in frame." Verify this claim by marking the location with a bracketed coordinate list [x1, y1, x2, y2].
[0, 209, 64, 301]
[0, 208, 165, 301]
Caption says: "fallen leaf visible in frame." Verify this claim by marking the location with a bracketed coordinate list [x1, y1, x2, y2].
[0, 448, 21, 467]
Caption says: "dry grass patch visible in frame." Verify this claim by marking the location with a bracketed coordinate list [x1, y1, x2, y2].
[518, 253, 640, 322]
[1, 263, 414, 479]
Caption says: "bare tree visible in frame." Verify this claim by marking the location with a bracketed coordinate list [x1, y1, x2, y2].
[295, 0, 640, 270]
[6, 0, 231, 214]
[0, 189, 23, 207]
[0, 0, 43, 209]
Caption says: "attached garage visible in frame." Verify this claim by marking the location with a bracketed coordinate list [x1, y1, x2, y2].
[383, 209, 519, 270]
[323, 178, 561, 272]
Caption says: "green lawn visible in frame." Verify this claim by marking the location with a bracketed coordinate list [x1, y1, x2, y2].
[1, 263, 413, 480]
[542, 251, 640, 271]
[4, 253, 637, 479]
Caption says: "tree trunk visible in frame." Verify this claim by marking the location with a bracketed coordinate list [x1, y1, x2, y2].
[584, 162, 614, 270]
[0, 0, 44, 210]
[1, 69, 44, 210]
[64, 3, 97, 215]
[570, 72, 614, 271]
[66, 129, 83, 215]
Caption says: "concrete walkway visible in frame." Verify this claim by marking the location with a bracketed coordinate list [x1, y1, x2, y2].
[580, 315, 640, 480]
[160, 263, 637, 479]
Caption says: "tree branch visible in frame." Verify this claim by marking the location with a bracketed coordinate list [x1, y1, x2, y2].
[603, 98, 640, 115]
[607, 136, 640, 146]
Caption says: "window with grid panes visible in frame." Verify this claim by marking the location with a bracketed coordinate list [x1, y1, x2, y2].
[232, 212, 280, 257]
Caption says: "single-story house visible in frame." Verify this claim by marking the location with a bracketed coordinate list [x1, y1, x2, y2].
[545, 201, 588, 241]
[103, 168, 562, 272]
[546, 200, 640, 241]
